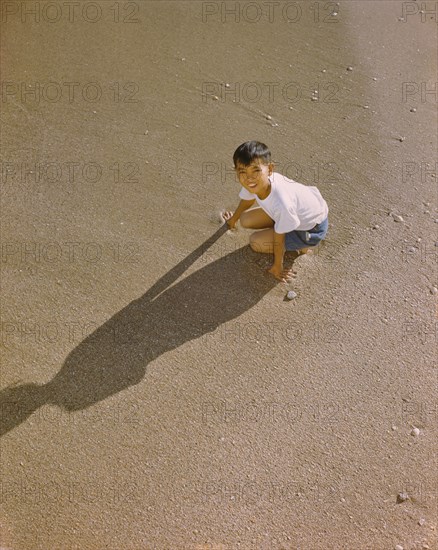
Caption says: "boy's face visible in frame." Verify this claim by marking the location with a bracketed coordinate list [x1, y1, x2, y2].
[235, 159, 273, 195]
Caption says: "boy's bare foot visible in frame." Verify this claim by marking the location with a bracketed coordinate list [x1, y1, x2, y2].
[298, 247, 313, 255]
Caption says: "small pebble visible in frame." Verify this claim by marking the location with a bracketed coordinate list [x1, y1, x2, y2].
[212, 95, 219, 100]
[373, 77, 377, 81]
[430, 287, 438, 295]
[407, 247, 416, 254]
[372, 224, 379, 229]
[395, 545, 403, 550]
[322, 69, 327, 73]
[391, 213, 404, 222]
[266, 115, 272, 120]
[392, 425, 397, 430]
[397, 492, 409, 503]
[311, 96, 318, 101]
[398, 137, 405, 142]
[286, 290, 297, 300]
[225, 83, 230, 88]
[419, 518, 426, 526]
[410, 107, 416, 112]
[411, 427, 420, 437]
[347, 66, 353, 71]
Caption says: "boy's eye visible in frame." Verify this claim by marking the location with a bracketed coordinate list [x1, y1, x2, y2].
[239, 169, 260, 175]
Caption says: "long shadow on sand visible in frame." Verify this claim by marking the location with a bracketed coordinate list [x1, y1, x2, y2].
[0, 225, 282, 437]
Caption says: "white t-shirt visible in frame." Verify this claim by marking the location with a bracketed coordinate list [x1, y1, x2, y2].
[239, 172, 329, 233]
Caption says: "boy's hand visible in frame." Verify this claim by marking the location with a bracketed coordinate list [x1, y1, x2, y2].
[267, 264, 296, 283]
[221, 210, 237, 229]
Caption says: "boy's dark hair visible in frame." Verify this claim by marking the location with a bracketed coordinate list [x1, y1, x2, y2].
[233, 141, 271, 168]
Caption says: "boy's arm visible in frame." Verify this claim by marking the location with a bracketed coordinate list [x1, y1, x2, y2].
[267, 230, 295, 282]
[272, 230, 285, 268]
[225, 198, 255, 228]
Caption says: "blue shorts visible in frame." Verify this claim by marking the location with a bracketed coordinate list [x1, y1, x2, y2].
[284, 216, 328, 251]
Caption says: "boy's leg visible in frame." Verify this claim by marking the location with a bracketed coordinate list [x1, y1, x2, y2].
[240, 207, 274, 229]
[249, 232, 312, 255]
[249, 228, 275, 253]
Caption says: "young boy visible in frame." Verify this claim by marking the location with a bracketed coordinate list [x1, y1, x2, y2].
[222, 141, 329, 283]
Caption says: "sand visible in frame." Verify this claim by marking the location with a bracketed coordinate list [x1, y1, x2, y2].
[0, 1, 437, 548]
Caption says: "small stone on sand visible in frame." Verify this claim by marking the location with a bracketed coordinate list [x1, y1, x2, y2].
[391, 213, 404, 222]
[347, 66, 353, 71]
[411, 427, 420, 436]
[286, 290, 297, 300]
[397, 492, 409, 503]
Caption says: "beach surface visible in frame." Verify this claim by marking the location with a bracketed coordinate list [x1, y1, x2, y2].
[1, 1, 437, 548]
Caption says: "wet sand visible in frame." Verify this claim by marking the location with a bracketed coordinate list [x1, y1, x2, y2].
[1, 1, 437, 548]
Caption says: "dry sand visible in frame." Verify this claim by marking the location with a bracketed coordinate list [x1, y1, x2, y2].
[0, 1, 437, 549]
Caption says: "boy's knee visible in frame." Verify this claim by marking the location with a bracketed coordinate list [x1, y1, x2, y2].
[249, 236, 260, 252]
[240, 212, 250, 228]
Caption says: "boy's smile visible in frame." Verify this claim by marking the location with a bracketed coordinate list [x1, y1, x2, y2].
[235, 160, 273, 200]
